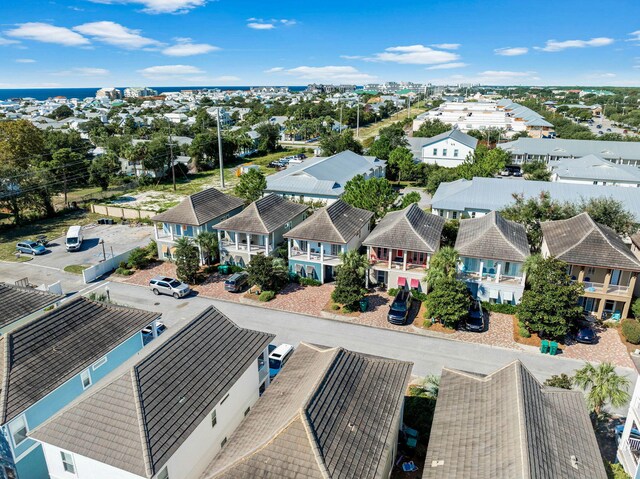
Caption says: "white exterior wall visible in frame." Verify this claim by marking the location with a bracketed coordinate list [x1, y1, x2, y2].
[421, 138, 475, 168]
[552, 175, 640, 188]
[38, 359, 262, 479]
[618, 377, 640, 478]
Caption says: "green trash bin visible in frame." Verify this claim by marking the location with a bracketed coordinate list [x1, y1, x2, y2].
[540, 339, 549, 354]
[359, 298, 369, 312]
[219, 264, 229, 275]
[549, 341, 558, 356]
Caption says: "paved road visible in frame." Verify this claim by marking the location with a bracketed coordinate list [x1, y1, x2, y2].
[1, 261, 636, 413]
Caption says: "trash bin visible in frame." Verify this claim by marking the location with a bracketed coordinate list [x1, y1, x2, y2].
[359, 298, 369, 312]
[289, 272, 298, 282]
[219, 265, 229, 275]
[540, 339, 549, 354]
[549, 341, 558, 356]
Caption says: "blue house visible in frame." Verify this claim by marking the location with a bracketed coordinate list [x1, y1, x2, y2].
[152, 188, 245, 264]
[0, 297, 160, 479]
[0, 283, 63, 335]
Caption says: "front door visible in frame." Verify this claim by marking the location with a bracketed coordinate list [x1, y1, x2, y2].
[324, 265, 334, 282]
[377, 270, 387, 286]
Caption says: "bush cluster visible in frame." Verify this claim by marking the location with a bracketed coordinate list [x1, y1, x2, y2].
[115, 267, 133, 276]
[258, 290, 276, 302]
[622, 319, 640, 344]
[482, 302, 518, 314]
[299, 277, 322, 287]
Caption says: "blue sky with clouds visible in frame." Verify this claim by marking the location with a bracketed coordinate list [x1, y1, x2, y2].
[1, 0, 639, 88]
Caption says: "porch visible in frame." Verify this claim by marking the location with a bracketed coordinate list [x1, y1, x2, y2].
[368, 247, 430, 273]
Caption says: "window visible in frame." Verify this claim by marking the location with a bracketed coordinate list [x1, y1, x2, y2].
[80, 369, 92, 390]
[157, 467, 169, 479]
[432, 148, 437, 156]
[221, 393, 229, 405]
[453, 149, 459, 157]
[9, 415, 28, 447]
[452, 211, 458, 220]
[92, 356, 107, 370]
[211, 410, 217, 428]
[442, 149, 447, 156]
[244, 407, 251, 417]
[221, 437, 228, 448]
[60, 451, 76, 474]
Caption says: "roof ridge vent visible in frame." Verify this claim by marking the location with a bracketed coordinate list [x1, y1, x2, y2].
[571, 455, 579, 469]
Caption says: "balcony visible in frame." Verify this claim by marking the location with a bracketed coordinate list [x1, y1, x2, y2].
[220, 240, 266, 254]
[290, 249, 341, 265]
[581, 281, 630, 296]
[370, 258, 427, 272]
[459, 271, 523, 286]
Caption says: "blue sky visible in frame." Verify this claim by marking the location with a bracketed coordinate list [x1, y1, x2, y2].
[1, 0, 640, 88]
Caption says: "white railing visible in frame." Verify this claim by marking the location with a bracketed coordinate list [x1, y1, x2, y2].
[630, 437, 640, 452]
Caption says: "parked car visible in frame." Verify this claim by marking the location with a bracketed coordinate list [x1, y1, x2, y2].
[388, 289, 412, 325]
[16, 240, 47, 255]
[575, 327, 597, 344]
[606, 128, 612, 132]
[65, 225, 84, 252]
[224, 272, 249, 292]
[149, 276, 191, 298]
[269, 343, 294, 378]
[463, 301, 485, 332]
[596, 124, 602, 129]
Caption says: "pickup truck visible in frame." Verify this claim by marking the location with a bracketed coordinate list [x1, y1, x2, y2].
[387, 289, 412, 325]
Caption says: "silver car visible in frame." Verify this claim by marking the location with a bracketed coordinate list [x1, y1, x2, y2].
[149, 276, 190, 298]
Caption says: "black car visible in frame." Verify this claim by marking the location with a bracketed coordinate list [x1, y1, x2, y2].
[388, 289, 412, 325]
[575, 327, 596, 344]
[464, 301, 485, 332]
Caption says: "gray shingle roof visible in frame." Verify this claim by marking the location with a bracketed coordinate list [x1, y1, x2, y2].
[200, 342, 412, 479]
[455, 211, 530, 262]
[0, 282, 63, 328]
[363, 204, 445, 253]
[31, 306, 273, 477]
[0, 297, 159, 423]
[423, 361, 607, 479]
[419, 129, 479, 150]
[550, 154, 640, 183]
[283, 200, 373, 244]
[215, 194, 308, 235]
[266, 150, 385, 198]
[151, 188, 244, 226]
[431, 177, 640, 221]
[499, 137, 640, 162]
[541, 212, 640, 271]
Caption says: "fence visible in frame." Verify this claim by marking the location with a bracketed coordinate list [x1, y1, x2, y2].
[91, 204, 156, 220]
[82, 248, 135, 284]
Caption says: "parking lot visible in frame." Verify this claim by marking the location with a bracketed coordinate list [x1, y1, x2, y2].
[20, 223, 153, 270]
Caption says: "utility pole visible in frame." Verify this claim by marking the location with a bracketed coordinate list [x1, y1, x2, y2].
[168, 126, 176, 191]
[339, 99, 343, 132]
[407, 96, 411, 118]
[216, 107, 225, 189]
[356, 101, 360, 138]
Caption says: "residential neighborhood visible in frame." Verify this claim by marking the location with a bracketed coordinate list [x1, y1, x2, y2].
[3, 1, 640, 477]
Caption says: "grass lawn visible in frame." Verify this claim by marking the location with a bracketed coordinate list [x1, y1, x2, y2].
[358, 102, 428, 142]
[0, 210, 102, 262]
[64, 264, 89, 274]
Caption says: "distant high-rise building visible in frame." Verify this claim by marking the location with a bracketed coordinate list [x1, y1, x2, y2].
[95, 87, 122, 100]
[124, 86, 158, 98]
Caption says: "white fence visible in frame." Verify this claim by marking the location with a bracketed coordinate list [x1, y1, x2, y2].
[82, 248, 135, 284]
[91, 204, 156, 220]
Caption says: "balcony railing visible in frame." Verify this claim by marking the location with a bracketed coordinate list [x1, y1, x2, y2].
[458, 271, 523, 285]
[370, 258, 427, 271]
[582, 281, 631, 296]
[220, 240, 266, 253]
[290, 249, 340, 262]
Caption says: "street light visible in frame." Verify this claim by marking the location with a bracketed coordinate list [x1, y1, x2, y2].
[105, 286, 110, 303]
[99, 239, 106, 262]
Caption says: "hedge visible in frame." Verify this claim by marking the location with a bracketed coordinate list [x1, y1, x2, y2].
[299, 277, 322, 287]
[622, 319, 640, 344]
[482, 302, 518, 314]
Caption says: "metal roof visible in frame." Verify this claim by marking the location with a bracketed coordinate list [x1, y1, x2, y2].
[499, 138, 640, 162]
[550, 154, 640, 182]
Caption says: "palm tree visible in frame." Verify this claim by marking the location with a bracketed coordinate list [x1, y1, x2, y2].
[523, 253, 545, 279]
[424, 246, 460, 288]
[194, 231, 218, 266]
[339, 250, 370, 288]
[417, 375, 440, 399]
[573, 362, 630, 417]
[173, 237, 199, 284]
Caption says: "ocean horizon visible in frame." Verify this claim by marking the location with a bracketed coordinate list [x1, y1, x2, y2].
[0, 85, 308, 101]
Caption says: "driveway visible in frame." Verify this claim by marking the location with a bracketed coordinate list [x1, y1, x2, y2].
[22, 224, 153, 270]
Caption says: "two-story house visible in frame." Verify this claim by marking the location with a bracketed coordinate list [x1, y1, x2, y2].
[31, 306, 274, 479]
[455, 211, 530, 305]
[199, 342, 412, 479]
[408, 128, 478, 167]
[0, 297, 160, 479]
[363, 204, 445, 291]
[216, 194, 308, 267]
[0, 282, 63, 334]
[151, 188, 245, 264]
[283, 200, 373, 283]
[541, 212, 640, 319]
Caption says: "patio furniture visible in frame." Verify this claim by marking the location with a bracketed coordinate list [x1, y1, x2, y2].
[540, 340, 549, 354]
[406, 437, 417, 448]
[403, 426, 418, 439]
[612, 311, 622, 321]
[402, 461, 418, 472]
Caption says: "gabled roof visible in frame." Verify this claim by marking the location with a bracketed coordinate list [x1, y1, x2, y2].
[31, 307, 273, 478]
[498, 137, 640, 162]
[215, 194, 308, 235]
[419, 129, 479, 150]
[363, 204, 445, 253]
[283, 200, 373, 244]
[0, 297, 159, 423]
[550, 154, 640, 183]
[200, 343, 412, 479]
[541, 212, 640, 271]
[455, 211, 529, 262]
[423, 361, 607, 479]
[0, 283, 63, 329]
[151, 188, 244, 226]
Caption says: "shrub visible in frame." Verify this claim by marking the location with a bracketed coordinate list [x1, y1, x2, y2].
[146, 240, 158, 259]
[387, 287, 400, 298]
[518, 323, 531, 338]
[482, 302, 518, 314]
[127, 247, 150, 270]
[412, 291, 428, 303]
[119, 261, 128, 269]
[633, 298, 640, 319]
[230, 265, 245, 274]
[622, 319, 640, 344]
[299, 277, 322, 287]
[331, 303, 340, 311]
[423, 319, 433, 328]
[115, 267, 133, 276]
[259, 290, 276, 302]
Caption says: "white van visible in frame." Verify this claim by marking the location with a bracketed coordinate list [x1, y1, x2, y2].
[65, 226, 83, 252]
[268, 344, 294, 379]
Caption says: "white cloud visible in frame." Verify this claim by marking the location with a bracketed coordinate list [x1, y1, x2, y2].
[264, 67, 284, 73]
[340, 55, 364, 60]
[627, 31, 640, 42]
[247, 22, 276, 30]
[6, 22, 90, 46]
[162, 39, 219, 56]
[88, 0, 205, 14]
[0, 36, 20, 46]
[73, 21, 160, 49]
[138, 64, 204, 78]
[426, 62, 467, 70]
[282, 65, 376, 83]
[280, 19, 297, 26]
[213, 75, 240, 82]
[536, 37, 614, 52]
[15, 58, 36, 63]
[54, 67, 110, 76]
[365, 44, 459, 65]
[494, 47, 528, 56]
[431, 43, 460, 50]
[477, 70, 539, 82]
